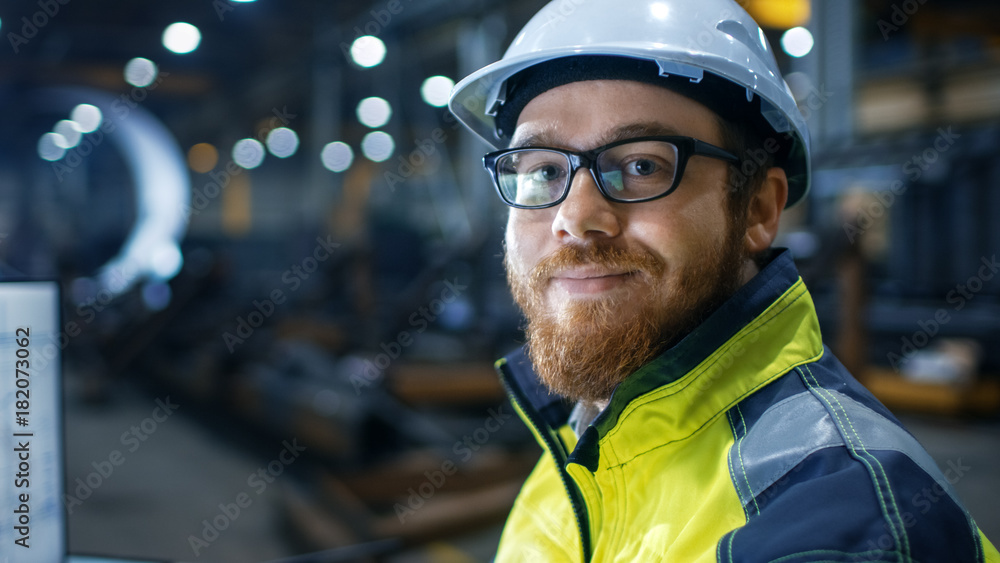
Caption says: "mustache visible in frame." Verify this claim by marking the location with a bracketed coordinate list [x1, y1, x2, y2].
[528, 244, 665, 288]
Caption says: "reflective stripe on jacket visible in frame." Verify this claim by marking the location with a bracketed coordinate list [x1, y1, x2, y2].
[494, 249, 999, 562]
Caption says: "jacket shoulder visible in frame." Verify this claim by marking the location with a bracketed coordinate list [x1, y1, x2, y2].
[722, 350, 989, 562]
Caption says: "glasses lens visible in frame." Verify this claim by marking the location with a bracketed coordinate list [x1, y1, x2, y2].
[597, 140, 680, 200]
[496, 150, 569, 207]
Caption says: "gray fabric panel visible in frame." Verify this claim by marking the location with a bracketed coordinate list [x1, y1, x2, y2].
[730, 390, 960, 508]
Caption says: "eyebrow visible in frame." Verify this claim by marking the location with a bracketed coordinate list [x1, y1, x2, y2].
[509, 122, 685, 150]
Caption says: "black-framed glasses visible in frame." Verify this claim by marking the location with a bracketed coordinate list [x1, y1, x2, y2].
[483, 136, 739, 209]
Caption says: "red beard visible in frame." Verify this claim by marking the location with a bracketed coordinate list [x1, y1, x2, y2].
[506, 225, 747, 404]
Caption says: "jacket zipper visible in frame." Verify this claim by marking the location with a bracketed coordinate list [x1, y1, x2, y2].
[497, 362, 592, 561]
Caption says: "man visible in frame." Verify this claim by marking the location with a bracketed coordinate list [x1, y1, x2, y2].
[449, 0, 999, 561]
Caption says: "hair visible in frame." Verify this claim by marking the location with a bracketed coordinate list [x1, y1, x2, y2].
[716, 114, 778, 265]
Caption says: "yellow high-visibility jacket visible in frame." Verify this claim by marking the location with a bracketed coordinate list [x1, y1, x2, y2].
[494, 250, 999, 562]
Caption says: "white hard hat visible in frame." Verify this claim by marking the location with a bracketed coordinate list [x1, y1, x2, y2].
[448, 0, 811, 207]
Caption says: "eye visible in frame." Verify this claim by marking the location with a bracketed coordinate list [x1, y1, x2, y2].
[529, 164, 564, 182]
[624, 158, 659, 176]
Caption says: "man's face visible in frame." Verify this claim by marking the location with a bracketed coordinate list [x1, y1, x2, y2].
[504, 79, 751, 404]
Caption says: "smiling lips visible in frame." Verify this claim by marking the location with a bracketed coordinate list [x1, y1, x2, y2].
[550, 268, 638, 295]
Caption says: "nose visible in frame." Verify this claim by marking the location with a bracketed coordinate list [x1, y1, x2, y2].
[551, 168, 622, 241]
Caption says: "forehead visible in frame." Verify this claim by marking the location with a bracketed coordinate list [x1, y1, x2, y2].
[510, 79, 724, 151]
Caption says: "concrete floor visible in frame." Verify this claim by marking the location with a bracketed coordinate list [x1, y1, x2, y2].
[64, 384, 296, 562]
[64, 377, 1000, 562]
[63, 377, 504, 563]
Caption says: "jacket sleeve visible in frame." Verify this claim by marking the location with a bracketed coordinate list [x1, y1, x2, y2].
[720, 359, 998, 563]
[720, 445, 996, 562]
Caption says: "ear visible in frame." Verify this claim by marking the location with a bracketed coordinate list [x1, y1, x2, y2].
[744, 167, 788, 254]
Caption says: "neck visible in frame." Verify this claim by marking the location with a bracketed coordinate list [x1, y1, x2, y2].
[740, 256, 761, 286]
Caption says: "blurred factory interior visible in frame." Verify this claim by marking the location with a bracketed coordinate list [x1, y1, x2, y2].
[2, 0, 1000, 560]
